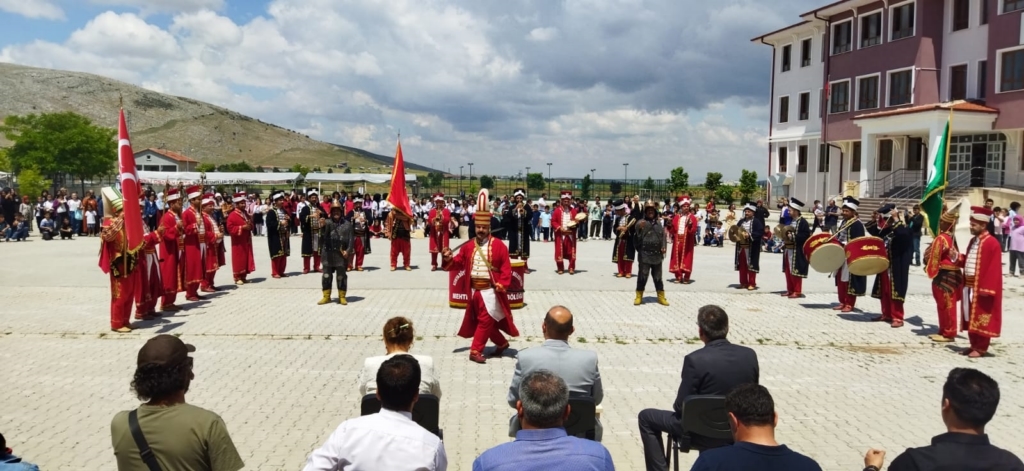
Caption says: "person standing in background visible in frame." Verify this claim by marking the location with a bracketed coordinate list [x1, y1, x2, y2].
[908, 205, 925, 266]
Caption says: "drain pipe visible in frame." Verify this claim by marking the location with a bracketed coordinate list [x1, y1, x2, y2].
[762, 38, 777, 199]
[816, 12, 834, 202]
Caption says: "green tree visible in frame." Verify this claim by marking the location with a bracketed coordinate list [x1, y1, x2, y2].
[196, 163, 217, 173]
[17, 167, 51, 198]
[217, 161, 255, 172]
[668, 166, 689, 193]
[1, 112, 116, 184]
[642, 176, 655, 191]
[609, 181, 622, 195]
[526, 172, 545, 191]
[327, 168, 334, 174]
[289, 163, 311, 176]
[255, 165, 264, 172]
[479, 175, 495, 189]
[703, 172, 723, 193]
[0, 148, 10, 172]
[581, 174, 593, 199]
[738, 169, 759, 201]
[425, 171, 445, 187]
[343, 167, 352, 174]
[715, 185, 735, 205]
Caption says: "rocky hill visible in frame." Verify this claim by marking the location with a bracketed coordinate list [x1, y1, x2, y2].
[0, 62, 437, 173]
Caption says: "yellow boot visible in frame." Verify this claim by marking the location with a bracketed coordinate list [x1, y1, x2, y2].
[338, 291, 348, 305]
[634, 291, 643, 306]
[657, 291, 670, 306]
[317, 290, 331, 305]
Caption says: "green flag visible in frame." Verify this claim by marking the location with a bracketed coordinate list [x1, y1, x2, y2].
[921, 117, 951, 237]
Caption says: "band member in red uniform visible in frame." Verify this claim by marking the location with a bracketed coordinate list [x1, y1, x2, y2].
[158, 188, 184, 312]
[781, 198, 811, 298]
[180, 185, 206, 301]
[442, 189, 519, 364]
[428, 193, 451, 271]
[386, 209, 413, 271]
[958, 206, 1003, 357]
[346, 195, 372, 271]
[734, 202, 764, 290]
[200, 194, 221, 292]
[226, 192, 255, 285]
[924, 203, 963, 342]
[135, 204, 164, 320]
[551, 190, 579, 274]
[265, 191, 291, 278]
[668, 196, 698, 284]
[610, 199, 635, 278]
[834, 197, 867, 312]
[300, 189, 324, 274]
[504, 188, 533, 270]
[98, 187, 138, 333]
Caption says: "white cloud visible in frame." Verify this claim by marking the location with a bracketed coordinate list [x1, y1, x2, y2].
[0, 0, 64, 20]
[89, 0, 224, 13]
[526, 27, 558, 42]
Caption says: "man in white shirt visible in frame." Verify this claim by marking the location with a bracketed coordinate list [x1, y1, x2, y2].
[303, 355, 447, 471]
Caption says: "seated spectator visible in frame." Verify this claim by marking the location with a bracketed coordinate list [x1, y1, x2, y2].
[713, 222, 725, 247]
[638, 305, 760, 470]
[111, 335, 244, 471]
[863, 367, 1024, 471]
[1, 432, 40, 471]
[0, 215, 7, 242]
[507, 306, 603, 439]
[38, 213, 54, 241]
[304, 355, 448, 471]
[689, 384, 821, 471]
[59, 217, 73, 240]
[359, 317, 442, 398]
[475, 369, 614, 471]
[5, 214, 28, 242]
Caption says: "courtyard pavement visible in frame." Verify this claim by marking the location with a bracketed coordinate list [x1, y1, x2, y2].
[1, 229, 1022, 470]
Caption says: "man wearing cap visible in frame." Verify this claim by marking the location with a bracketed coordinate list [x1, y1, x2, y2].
[634, 200, 670, 306]
[99, 187, 139, 333]
[427, 193, 452, 271]
[180, 185, 207, 301]
[925, 203, 964, 342]
[111, 335, 244, 471]
[735, 202, 765, 290]
[385, 206, 414, 271]
[226, 192, 255, 285]
[834, 197, 867, 312]
[551, 191, 579, 275]
[442, 189, 519, 364]
[319, 200, 354, 305]
[669, 196, 698, 284]
[504, 188, 533, 270]
[781, 198, 811, 298]
[265, 191, 291, 278]
[346, 195, 373, 271]
[868, 204, 912, 328]
[610, 199, 636, 278]
[159, 189, 185, 312]
[957, 206, 1004, 357]
[300, 189, 325, 274]
[200, 194, 223, 293]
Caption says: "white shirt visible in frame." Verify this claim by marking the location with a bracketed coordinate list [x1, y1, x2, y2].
[472, 240, 492, 279]
[358, 353, 442, 398]
[302, 409, 447, 471]
[67, 199, 81, 212]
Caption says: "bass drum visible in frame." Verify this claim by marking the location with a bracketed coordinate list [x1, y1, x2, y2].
[846, 236, 889, 276]
[506, 261, 526, 309]
[803, 233, 845, 273]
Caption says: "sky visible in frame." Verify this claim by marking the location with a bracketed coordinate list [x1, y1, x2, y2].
[0, 0, 819, 180]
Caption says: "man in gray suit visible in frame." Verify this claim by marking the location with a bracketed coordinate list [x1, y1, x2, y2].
[507, 305, 604, 440]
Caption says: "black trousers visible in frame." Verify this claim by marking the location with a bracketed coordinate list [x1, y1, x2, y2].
[322, 265, 347, 291]
[638, 408, 682, 471]
[637, 261, 664, 292]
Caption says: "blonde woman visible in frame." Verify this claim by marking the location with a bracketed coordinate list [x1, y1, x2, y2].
[359, 317, 442, 398]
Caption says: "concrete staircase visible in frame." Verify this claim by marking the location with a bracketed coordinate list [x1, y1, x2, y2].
[854, 187, 970, 223]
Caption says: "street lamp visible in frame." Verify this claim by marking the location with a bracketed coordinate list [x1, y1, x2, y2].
[468, 163, 474, 185]
[547, 162, 552, 194]
[623, 163, 629, 196]
[459, 165, 464, 195]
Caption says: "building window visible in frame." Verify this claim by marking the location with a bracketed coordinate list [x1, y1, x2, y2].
[891, 2, 916, 40]
[779, 96, 790, 123]
[851, 142, 862, 172]
[857, 75, 879, 110]
[950, 65, 968, 100]
[979, 60, 987, 99]
[878, 139, 894, 171]
[781, 45, 792, 72]
[801, 39, 812, 67]
[1005, 0, 1024, 14]
[799, 92, 810, 120]
[952, 0, 970, 31]
[829, 80, 850, 113]
[889, 70, 913, 106]
[818, 145, 830, 172]
[798, 145, 808, 173]
[819, 89, 824, 117]
[832, 21, 852, 54]
[778, 147, 788, 173]
[860, 12, 882, 48]
[980, 0, 989, 24]
[1000, 48, 1024, 92]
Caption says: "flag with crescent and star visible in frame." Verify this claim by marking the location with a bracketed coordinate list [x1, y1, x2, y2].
[386, 139, 413, 217]
[118, 108, 144, 251]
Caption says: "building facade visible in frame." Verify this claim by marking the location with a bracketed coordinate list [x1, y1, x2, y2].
[753, 0, 1024, 202]
[134, 148, 200, 172]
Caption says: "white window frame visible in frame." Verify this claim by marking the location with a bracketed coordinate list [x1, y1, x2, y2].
[949, 0, 972, 32]
[797, 90, 812, 120]
[831, 18, 854, 55]
[976, 58, 988, 99]
[889, 0, 917, 42]
[858, 8, 884, 49]
[800, 38, 813, 67]
[779, 94, 791, 123]
[995, 44, 1024, 94]
[947, 62, 970, 101]
[886, 66, 916, 107]
[855, 72, 882, 110]
[999, 0, 1024, 14]
[777, 144, 790, 173]
[780, 42, 794, 73]
[829, 79, 852, 114]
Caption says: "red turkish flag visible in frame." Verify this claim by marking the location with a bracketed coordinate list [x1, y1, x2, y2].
[118, 108, 144, 250]
[386, 140, 413, 217]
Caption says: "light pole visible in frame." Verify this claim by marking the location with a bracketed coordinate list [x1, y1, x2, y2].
[459, 165, 463, 195]
[547, 162, 552, 195]
[468, 163, 474, 190]
[623, 163, 629, 196]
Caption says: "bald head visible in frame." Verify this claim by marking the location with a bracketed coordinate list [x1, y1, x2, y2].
[543, 305, 574, 340]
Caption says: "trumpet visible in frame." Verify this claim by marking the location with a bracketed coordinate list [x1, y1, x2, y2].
[516, 201, 526, 217]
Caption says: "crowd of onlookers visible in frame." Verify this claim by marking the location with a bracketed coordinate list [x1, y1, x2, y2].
[0, 187, 101, 242]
